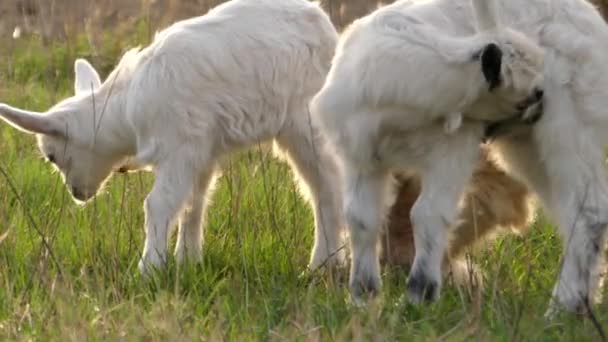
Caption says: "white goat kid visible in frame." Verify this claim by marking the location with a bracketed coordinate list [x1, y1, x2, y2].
[0, 0, 345, 274]
[311, 0, 545, 304]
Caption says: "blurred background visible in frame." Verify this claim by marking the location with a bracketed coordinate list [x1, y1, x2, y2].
[2, 0, 608, 38]
[0, 0, 389, 42]
[2, 0, 607, 52]
[0, 0, 394, 101]
[1, 0, 606, 109]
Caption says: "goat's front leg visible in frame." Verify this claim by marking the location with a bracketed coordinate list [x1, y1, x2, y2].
[175, 168, 219, 265]
[407, 130, 481, 304]
[139, 162, 197, 276]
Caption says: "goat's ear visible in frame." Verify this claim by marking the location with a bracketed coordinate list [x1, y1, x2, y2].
[74, 59, 101, 95]
[480, 43, 502, 91]
[0, 104, 64, 137]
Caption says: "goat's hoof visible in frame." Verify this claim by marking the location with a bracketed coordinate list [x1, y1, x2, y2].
[174, 247, 202, 267]
[349, 288, 377, 308]
[544, 305, 587, 322]
[544, 304, 562, 321]
[544, 297, 587, 320]
[138, 260, 154, 278]
[349, 273, 381, 301]
[298, 269, 315, 283]
[407, 271, 440, 304]
[350, 294, 369, 308]
[138, 254, 165, 278]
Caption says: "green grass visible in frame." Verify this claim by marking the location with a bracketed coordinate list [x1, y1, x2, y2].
[0, 31, 607, 341]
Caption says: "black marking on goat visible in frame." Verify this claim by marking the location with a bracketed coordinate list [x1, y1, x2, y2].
[350, 274, 380, 297]
[407, 269, 438, 302]
[592, 240, 601, 255]
[481, 43, 503, 91]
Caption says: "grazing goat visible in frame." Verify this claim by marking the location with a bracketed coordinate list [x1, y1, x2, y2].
[310, 0, 545, 306]
[0, 0, 345, 274]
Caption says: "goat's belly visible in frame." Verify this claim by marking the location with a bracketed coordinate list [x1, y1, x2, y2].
[372, 122, 484, 173]
[214, 104, 288, 148]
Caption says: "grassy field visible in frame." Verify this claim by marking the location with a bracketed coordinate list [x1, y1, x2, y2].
[1, 11, 608, 342]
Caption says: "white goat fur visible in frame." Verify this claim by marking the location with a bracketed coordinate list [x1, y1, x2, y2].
[312, 0, 608, 315]
[0, 0, 345, 273]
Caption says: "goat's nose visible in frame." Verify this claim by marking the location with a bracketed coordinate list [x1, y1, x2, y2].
[534, 88, 544, 101]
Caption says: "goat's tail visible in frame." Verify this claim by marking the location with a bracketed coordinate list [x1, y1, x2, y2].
[471, 0, 502, 32]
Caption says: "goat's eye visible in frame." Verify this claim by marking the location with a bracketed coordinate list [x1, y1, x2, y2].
[47, 154, 56, 163]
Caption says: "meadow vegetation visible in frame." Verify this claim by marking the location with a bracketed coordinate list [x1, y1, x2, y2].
[0, 0, 607, 340]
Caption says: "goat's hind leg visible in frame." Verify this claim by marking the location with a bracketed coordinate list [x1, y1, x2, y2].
[343, 166, 392, 300]
[525, 67, 608, 316]
[275, 119, 346, 271]
[542, 151, 608, 316]
[539, 153, 608, 317]
[491, 133, 608, 316]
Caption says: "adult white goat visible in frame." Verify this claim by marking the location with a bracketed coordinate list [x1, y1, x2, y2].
[311, 0, 548, 307]
[0, 0, 345, 274]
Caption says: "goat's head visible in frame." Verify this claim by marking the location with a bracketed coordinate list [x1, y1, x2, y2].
[0, 59, 126, 203]
[465, 29, 545, 123]
[465, 0, 545, 121]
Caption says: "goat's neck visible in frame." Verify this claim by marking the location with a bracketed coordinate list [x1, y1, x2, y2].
[79, 87, 137, 159]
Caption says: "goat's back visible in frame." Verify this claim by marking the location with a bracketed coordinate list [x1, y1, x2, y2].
[125, 0, 338, 149]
